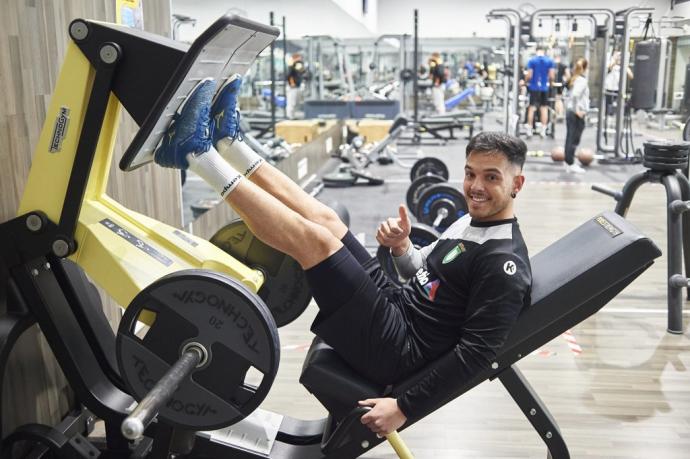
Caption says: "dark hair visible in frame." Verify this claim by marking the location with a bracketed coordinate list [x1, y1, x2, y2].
[465, 131, 527, 169]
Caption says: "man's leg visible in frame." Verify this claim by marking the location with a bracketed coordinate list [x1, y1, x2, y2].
[540, 102, 549, 127]
[153, 77, 341, 269]
[210, 75, 372, 264]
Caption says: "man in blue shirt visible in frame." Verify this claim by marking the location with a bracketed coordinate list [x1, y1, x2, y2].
[525, 47, 555, 137]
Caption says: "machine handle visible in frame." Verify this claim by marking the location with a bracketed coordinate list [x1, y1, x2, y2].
[591, 184, 622, 201]
[386, 430, 415, 459]
[121, 344, 205, 440]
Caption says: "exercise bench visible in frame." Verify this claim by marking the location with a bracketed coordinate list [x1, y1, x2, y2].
[301, 212, 660, 458]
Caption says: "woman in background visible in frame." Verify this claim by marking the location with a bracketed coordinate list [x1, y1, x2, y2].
[563, 57, 589, 174]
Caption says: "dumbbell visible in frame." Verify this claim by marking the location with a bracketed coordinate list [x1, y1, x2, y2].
[406, 157, 450, 216]
[406, 158, 468, 231]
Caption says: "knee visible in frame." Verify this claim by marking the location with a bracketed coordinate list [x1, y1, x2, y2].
[301, 219, 341, 256]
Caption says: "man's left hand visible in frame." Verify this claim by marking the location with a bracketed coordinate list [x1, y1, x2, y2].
[358, 398, 407, 436]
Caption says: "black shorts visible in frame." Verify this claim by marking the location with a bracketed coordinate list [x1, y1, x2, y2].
[305, 248, 415, 385]
[528, 89, 549, 107]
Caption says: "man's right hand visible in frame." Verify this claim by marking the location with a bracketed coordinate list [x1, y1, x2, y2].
[376, 205, 412, 256]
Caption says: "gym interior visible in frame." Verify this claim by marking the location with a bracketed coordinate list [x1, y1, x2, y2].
[1, 0, 690, 457]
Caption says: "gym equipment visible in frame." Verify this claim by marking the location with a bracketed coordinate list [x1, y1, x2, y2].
[302, 212, 660, 459]
[322, 119, 410, 188]
[322, 165, 384, 187]
[444, 87, 476, 111]
[117, 270, 280, 433]
[409, 157, 449, 182]
[415, 184, 468, 230]
[551, 146, 565, 162]
[376, 223, 440, 285]
[0, 15, 287, 457]
[0, 13, 662, 459]
[576, 148, 594, 166]
[630, 39, 661, 111]
[405, 174, 446, 216]
[592, 140, 690, 333]
[210, 220, 312, 327]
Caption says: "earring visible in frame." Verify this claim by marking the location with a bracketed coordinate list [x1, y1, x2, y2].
[511, 192, 517, 198]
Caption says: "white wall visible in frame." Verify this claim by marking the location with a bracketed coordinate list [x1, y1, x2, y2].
[172, 0, 377, 42]
[377, 0, 674, 38]
[332, 0, 378, 32]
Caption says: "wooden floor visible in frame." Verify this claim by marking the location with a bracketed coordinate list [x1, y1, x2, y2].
[261, 182, 690, 458]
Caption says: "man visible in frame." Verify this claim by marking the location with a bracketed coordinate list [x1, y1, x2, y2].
[525, 46, 555, 137]
[429, 52, 447, 114]
[286, 53, 306, 119]
[553, 54, 571, 119]
[153, 75, 532, 435]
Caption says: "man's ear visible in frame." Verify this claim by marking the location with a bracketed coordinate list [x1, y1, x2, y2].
[513, 173, 525, 193]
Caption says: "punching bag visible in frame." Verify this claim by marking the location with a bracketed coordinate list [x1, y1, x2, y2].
[630, 39, 661, 110]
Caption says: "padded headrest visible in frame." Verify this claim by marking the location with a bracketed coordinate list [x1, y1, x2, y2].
[300, 212, 660, 420]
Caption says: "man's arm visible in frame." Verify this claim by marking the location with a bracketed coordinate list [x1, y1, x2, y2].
[396, 252, 530, 419]
[392, 239, 438, 279]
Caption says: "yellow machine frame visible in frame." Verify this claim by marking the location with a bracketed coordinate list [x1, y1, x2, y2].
[18, 42, 263, 313]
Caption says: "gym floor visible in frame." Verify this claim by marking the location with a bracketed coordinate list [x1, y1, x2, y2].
[186, 114, 690, 458]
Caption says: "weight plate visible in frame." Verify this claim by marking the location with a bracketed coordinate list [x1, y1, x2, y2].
[351, 169, 384, 186]
[416, 184, 468, 231]
[406, 175, 446, 219]
[210, 220, 312, 328]
[410, 157, 449, 182]
[116, 270, 279, 431]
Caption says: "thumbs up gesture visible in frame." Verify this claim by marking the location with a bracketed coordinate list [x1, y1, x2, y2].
[376, 205, 412, 256]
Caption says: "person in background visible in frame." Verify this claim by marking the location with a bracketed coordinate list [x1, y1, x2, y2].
[563, 57, 590, 174]
[286, 53, 306, 119]
[553, 54, 571, 119]
[525, 46, 555, 138]
[604, 51, 634, 116]
[429, 52, 447, 114]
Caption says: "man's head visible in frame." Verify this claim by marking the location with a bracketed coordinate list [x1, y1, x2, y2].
[463, 132, 527, 222]
[535, 46, 545, 56]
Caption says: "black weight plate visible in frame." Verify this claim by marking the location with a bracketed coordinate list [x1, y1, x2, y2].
[116, 270, 279, 431]
[410, 157, 449, 182]
[210, 220, 312, 328]
[416, 183, 468, 231]
[376, 224, 440, 286]
[406, 175, 446, 219]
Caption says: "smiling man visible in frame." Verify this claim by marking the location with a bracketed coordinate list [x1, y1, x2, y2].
[153, 76, 531, 437]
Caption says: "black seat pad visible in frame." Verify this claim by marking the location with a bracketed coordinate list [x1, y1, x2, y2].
[300, 212, 660, 421]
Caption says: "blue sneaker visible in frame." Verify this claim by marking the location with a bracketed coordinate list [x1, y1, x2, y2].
[154, 77, 217, 169]
[211, 74, 243, 146]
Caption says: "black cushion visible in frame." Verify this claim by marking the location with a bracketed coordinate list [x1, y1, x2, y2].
[300, 212, 661, 419]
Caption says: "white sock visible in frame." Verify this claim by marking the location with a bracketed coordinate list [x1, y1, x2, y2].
[216, 137, 264, 177]
[187, 149, 243, 198]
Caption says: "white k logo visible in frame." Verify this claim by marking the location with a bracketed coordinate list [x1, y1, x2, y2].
[503, 260, 517, 276]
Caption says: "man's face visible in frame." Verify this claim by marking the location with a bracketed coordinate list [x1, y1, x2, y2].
[463, 151, 524, 222]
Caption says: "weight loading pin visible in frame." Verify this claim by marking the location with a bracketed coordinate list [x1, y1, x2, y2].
[121, 343, 207, 440]
[433, 207, 449, 228]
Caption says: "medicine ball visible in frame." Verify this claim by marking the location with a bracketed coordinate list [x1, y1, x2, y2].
[577, 147, 594, 166]
[550, 146, 565, 162]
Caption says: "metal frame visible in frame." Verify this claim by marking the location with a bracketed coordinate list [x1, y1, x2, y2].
[486, 9, 521, 135]
[598, 169, 690, 333]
